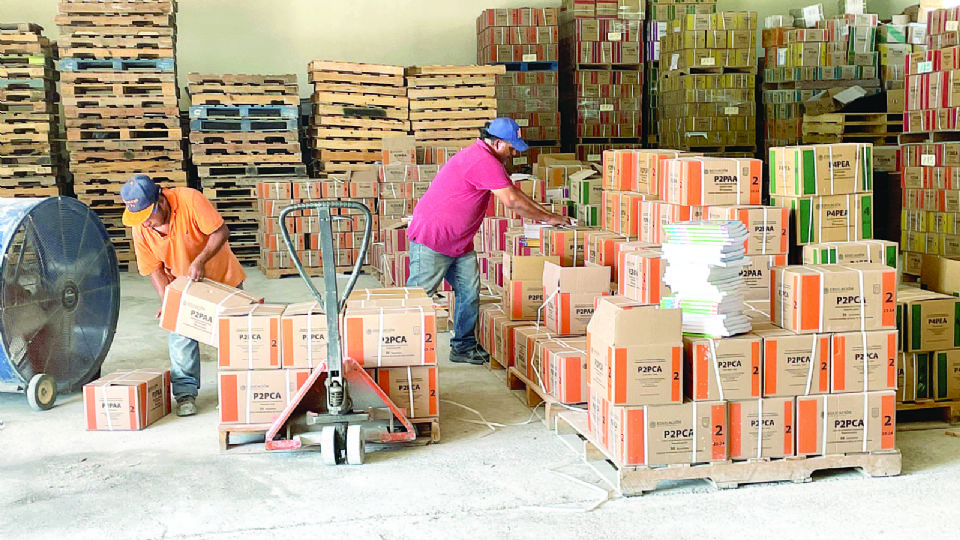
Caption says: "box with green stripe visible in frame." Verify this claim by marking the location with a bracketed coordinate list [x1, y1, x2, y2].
[769, 143, 873, 197]
[770, 193, 872, 245]
[933, 350, 960, 400]
[802, 239, 898, 267]
[898, 352, 932, 402]
[897, 287, 960, 352]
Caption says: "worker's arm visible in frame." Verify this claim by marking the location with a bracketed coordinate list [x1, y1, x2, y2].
[149, 266, 175, 318]
[187, 223, 230, 281]
[492, 185, 571, 226]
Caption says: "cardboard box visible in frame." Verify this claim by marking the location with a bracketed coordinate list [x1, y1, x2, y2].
[897, 287, 960, 352]
[898, 351, 931, 402]
[664, 157, 762, 206]
[830, 330, 899, 392]
[920, 254, 960, 295]
[216, 304, 285, 370]
[741, 254, 787, 301]
[590, 339, 683, 406]
[83, 369, 171, 430]
[540, 227, 591, 266]
[342, 305, 436, 366]
[754, 325, 830, 396]
[375, 366, 439, 418]
[728, 397, 795, 459]
[514, 325, 556, 377]
[609, 401, 728, 466]
[707, 206, 789, 255]
[617, 248, 670, 304]
[684, 334, 762, 401]
[771, 264, 897, 333]
[771, 193, 873, 245]
[159, 277, 262, 347]
[795, 391, 897, 456]
[932, 349, 960, 400]
[542, 262, 610, 335]
[587, 295, 682, 347]
[502, 253, 559, 281]
[496, 319, 532, 368]
[381, 135, 416, 165]
[504, 279, 546, 320]
[280, 302, 328, 370]
[769, 144, 873, 196]
[218, 368, 312, 424]
[543, 340, 589, 403]
[803, 240, 899, 267]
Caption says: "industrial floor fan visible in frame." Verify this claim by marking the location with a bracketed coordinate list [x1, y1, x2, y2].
[0, 197, 120, 410]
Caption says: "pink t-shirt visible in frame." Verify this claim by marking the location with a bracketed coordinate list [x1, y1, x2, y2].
[407, 139, 512, 257]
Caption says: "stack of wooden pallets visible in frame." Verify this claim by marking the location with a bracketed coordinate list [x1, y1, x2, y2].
[187, 73, 306, 266]
[56, 0, 183, 271]
[308, 60, 408, 176]
[405, 65, 505, 148]
[0, 23, 63, 197]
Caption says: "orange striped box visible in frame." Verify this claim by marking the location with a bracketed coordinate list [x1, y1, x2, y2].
[590, 341, 683, 406]
[610, 401, 727, 466]
[342, 305, 437, 367]
[218, 368, 311, 424]
[320, 179, 350, 198]
[514, 326, 557, 377]
[375, 366, 439, 419]
[753, 325, 830, 397]
[257, 180, 293, 199]
[495, 319, 532, 368]
[504, 280, 545, 320]
[291, 181, 320, 200]
[159, 277, 262, 347]
[543, 340, 589, 403]
[217, 304, 285, 370]
[83, 369, 171, 431]
[664, 157, 762, 206]
[619, 192, 648, 237]
[634, 149, 700, 196]
[280, 302, 328, 370]
[683, 334, 762, 401]
[618, 248, 669, 304]
[771, 264, 898, 334]
[707, 205, 790, 255]
[540, 227, 591, 266]
[830, 330, 899, 393]
[795, 391, 897, 456]
[588, 387, 611, 451]
[729, 397, 795, 460]
[261, 232, 304, 252]
[542, 262, 610, 335]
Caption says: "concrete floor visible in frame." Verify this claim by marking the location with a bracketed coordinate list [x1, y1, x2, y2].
[2, 268, 960, 539]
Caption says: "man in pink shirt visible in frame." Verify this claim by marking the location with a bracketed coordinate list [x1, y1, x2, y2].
[407, 118, 570, 364]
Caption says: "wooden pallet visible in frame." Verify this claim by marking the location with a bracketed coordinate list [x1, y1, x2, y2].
[0, 185, 59, 197]
[555, 411, 902, 497]
[311, 82, 405, 97]
[190, 93, 299, 106]
[64, 105, 179, 119]
[55, 14, 172, 28]
[405, 65, 506, 77]
[65, 116, 179, 130]
[197, 163, 306, 178]
[60, 71, 176, 85]
[193, 154, 302, 166]
[187, 73, 297, 86]
[61, 95, 178, 108]
[66, 126, 181, 141]
[314, 115, 409, 132]
[58, 35, 175, 49]
[189, 131, 298, 145]
[897, 399, 960, 424]
[406, 75, 497, 88]
[191, 142, 300, 155]
[506, 366, 567, 429]
[65, 139, 182, 152]
[60, 80, 176, 97]
[312, 92, 408, 110]
[59, 47, 174, 59]
[58, 0, 175, 15]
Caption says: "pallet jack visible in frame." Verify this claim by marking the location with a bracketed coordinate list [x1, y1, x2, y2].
[263, 200, 417, 464]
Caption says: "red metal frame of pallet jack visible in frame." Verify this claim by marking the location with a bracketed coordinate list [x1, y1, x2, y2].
[264, 357, 418, 451]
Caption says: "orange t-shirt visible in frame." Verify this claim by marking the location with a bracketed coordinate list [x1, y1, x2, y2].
[131, 187, 245, 287]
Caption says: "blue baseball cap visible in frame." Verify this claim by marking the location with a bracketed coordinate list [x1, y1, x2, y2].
[486, 117, 528, 152]
[121, 174, 160, 227]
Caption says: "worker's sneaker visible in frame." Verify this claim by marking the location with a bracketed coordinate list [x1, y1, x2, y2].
[450, 348, 487, 365]
[176, 395, 197, 417]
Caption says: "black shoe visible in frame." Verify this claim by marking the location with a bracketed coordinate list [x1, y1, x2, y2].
[450, 349, 487, 365]
[176, 395, 197, 417]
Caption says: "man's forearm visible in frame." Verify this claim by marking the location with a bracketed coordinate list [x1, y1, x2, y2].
[193, 224, 229, 267]
[149, 268, 173, 300]
[506, 189, 556, 222]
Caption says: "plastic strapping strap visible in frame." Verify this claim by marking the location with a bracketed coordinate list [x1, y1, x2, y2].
[246, 370, 253, 424]
[418, 306, 426, 366]
[862, 390, 869, 453]
[691, 402, 698, 463]
[828, 145, 836, 195]
[756, 397, 764, 459]
[377, 308, 385, 367]
[761, 207, 768, 255]
[536, 289, 559, 330]
[804, 334, 819, 395]
[643, 405, 649, 465]
[735, 158, 743, 205]
[406, 366, 416, 419]
[855, 144, 862, 191]
[247, 307, 255, 370]
[821, 395, 828, 456]
[808, 267, 827, 333]
[708, 338, 724, 401]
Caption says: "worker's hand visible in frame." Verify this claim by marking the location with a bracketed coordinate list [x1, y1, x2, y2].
[156, 305, 162, 319]
[187, 261, 205, 281]
[546, 214, 573, 227]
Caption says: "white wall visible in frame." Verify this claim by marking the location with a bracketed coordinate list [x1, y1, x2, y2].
[2, 0, 922, 94]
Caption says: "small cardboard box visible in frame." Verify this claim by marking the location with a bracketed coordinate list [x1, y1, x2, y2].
[590, 339, 683, 406]
[729, 397, 795, 459]
[741, 254, 787, 301]
[496, 320, 533, 369]
[683, 334, 762, 401]
[795, 391, 897, 456]
[504, 280, 545, 321]
[342, 305, 436, 367]
[803, 240, 899, 267]
[543, 340, 589, 404]
[932, 349, 960, 400]
[542, 262, 610, 335]
[381, 135, 416, 165]
[897, 287, 960, 352]
[665, 157, 762, 206]
[707, 205, 789, 255]
[540, 227, 591, 266]
[587, 295, 682, 347]
[280, 302, 328, 370]
[609, 401, 728, 466]
[514, 325, 556, 377]
[771, 264, 897, 334]
[830, 330, 898, 392]
[769, 143, 873, 196]
[83, 369, 171, 431]
[375, 366, 439, 419]
[771, 193, 873, 245]
[920, 254, 960, 296]
[754, 325, 830, 397]
[217, 304, 285, 370]
[160, 277, 262, 347]
[218, 368, 312, 424]
[502, 254, 559, 281]
[617, 249, 670, 304]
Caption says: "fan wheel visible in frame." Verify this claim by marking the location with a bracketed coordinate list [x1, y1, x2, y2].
[26, 373, 56, 411]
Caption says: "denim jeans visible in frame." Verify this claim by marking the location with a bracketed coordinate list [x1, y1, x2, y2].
[406, 242, 481, 355]
[169, 332, 200, 398]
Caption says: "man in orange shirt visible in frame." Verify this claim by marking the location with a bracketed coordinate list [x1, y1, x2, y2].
[122, 174, 245, 417]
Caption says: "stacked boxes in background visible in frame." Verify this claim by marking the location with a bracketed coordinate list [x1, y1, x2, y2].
[477, 7, 562, 173]
[0, 23, 64, 197]
[644, 0, 718, 148]
[896, 286, 960, 403]
[559, 0, 644, 164]
[308, 61, 408, 176]
[187, 73, 306, 266]
[405, 65, 505, 148]
[57, 0, 184, 270]
[659, 12, 758, 158]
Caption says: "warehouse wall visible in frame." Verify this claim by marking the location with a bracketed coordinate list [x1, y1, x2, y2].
[2, 0, 922, 94]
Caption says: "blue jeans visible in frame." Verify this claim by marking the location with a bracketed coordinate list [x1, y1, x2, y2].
[406, 242, 481, 355]
[169, 332, 200, 399]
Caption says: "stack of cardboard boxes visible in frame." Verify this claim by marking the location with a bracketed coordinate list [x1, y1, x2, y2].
[897, 286, 960, 403]
[477, 7, 563, 173]
[658, 12, 758, 157]
[559, 0, 644, 164]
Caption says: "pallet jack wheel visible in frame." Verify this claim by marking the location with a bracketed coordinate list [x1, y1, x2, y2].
[346, 425, 365, 465]
[27, 374, 57, 411]
[320, 426, 340, 466]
